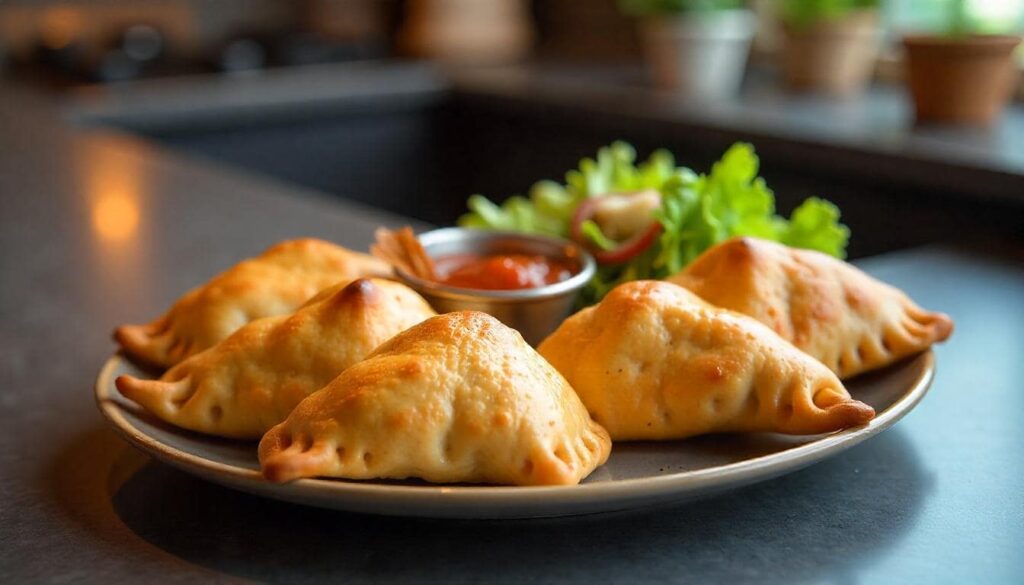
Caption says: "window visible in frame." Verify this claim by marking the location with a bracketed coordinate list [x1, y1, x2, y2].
[883, 0, 1024, 37]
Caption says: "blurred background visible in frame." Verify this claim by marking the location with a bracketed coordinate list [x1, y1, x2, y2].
[1, 0, 1022, 258]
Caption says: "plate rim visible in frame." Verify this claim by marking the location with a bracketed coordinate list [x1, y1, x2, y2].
[95, 351, 934, 510]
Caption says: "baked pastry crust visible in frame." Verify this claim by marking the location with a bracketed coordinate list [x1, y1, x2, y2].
[116, 279, 434, 439]
[668, 237, 953, 379]
[258, 311, 612, 485]
[538, 281, 875, 441]
[114, 239, 389, 368]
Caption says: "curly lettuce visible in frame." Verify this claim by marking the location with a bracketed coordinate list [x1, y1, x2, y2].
[458, 141, 850, 306]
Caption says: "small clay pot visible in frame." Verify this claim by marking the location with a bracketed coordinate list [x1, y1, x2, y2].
[903, 34, 1022, 126]
[782, 10, 879, 95]
[399, 0, 534, 63]
[640, 9, 757, 99]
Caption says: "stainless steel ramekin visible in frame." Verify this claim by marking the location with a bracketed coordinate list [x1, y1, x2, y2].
[394, 228, 596, 346]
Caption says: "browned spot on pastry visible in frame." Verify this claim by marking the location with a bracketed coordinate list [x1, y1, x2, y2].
[336, 446, 346, 460]
[703, 361, 725, 382]
[296, 434, 312, 452]
[823, 400, 875, 428]
[335, 278, 380, 307]
[261, 445, 334, 483]
[780, 403, 794, 419]
[388, 410, 411, 429]
[363, 452, 374, 466]
[209, 405, 223, 421]
[727, 237, 757, 265]
[521, 458, 534, 476]
[913, 309, 954, 342]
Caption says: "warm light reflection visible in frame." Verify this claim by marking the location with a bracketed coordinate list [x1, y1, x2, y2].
[40, 7, 82, 50]
[75, 135, 153, 309]
[84, 142, 143, 244]
[92, 193, 140, 242]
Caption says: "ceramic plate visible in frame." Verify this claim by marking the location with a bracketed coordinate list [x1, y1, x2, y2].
[96, 351, 934, 519]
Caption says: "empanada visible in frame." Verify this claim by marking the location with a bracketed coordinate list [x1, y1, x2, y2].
[116, 278, 435, 438]
[259, 311, 612, 485]
[538, 281, 875, 440]
[114, 238, 390, 368]
[667, 237, 953, 379]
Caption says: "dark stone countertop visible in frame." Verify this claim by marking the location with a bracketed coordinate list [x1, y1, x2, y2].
[449, 64, 1024, 206]
[1, 79, 1022, 584]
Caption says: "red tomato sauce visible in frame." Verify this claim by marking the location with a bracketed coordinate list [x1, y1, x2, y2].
[436, 254, 574, 290]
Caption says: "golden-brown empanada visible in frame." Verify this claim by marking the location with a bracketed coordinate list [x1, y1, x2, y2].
[258, 311, 612, 485]
[538, 281, 875, 440]
[667, 237, 953, 379]
[116, 278, 435, 438]
[114, 238, 390, 368]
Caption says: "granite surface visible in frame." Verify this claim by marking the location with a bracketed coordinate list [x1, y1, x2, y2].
[0, 83, 1022, 584]
[450, 64, 1024, 204]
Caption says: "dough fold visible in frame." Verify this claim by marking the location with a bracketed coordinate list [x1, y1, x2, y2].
[669, 237, 953, 379]
[259, 311, 611, 485]
[117, 278, 434, 438]
[538, 280, 875, 440]
[115, 238, 390, 368]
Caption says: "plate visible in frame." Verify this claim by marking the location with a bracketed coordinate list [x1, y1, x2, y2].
[95, 351, 934, 519]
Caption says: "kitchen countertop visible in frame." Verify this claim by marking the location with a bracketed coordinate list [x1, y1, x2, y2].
[1, 81, 1022, 584]
[64, 61, 1024, 208]
[450, 64, 1024, 206]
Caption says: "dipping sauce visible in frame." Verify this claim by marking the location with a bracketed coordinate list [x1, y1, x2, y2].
[436, 254, 575, 290]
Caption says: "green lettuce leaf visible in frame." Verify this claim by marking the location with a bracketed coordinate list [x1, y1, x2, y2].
[458, 141, 850, 306]
[781, 197, 850, 258]
[458, 141, 677, 238]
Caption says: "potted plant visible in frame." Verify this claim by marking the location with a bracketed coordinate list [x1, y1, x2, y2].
[903, 0, 1022, 125]
[779, 0, 881, 95]
[399, 0, 534, 63]
[620, 0, 757, 99]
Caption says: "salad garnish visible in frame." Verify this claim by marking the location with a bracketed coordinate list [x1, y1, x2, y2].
[458, 141, 850, 305]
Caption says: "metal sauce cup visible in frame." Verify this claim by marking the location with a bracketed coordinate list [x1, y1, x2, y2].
[394, 228, 596, 346]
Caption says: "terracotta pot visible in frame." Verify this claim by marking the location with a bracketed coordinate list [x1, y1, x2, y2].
[903, 34, 1022, 126]
[782, 10, 879, 95]
[640, 9, 757, 99]
[399, 0, 534, 63]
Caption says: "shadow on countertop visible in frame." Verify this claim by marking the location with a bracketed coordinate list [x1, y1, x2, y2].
[89, 427, 933, 585]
